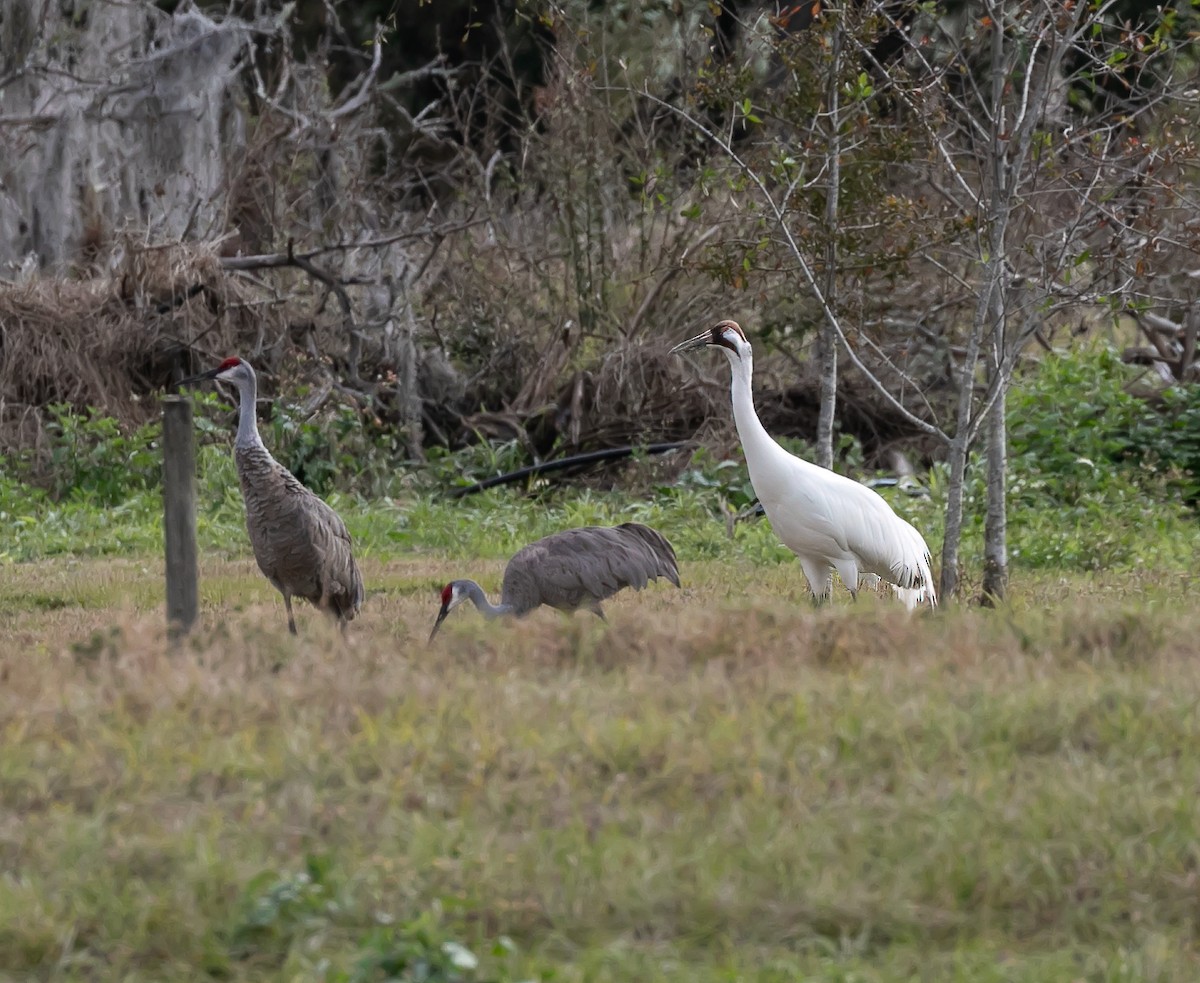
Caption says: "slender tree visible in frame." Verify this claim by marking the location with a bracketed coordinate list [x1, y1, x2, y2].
[815, 5, 845, 469]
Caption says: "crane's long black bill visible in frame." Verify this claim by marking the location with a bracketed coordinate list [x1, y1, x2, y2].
[669, 332, 711, 355]
[428, 607, 450, 643]
[178, 367, 222, 386]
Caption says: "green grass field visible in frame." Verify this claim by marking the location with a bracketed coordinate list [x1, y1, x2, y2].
[2, 492, 1199, 982]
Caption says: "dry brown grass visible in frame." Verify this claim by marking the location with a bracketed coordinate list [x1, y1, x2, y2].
[2, 557, 1199, 981]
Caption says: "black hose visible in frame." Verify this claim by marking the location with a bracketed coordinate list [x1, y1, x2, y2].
[448, 442, 692, 498]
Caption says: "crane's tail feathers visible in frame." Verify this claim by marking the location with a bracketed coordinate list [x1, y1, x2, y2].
[916, 554, 938, 609]
[888, 545, 937, 611]
[616, 522, 681, 587]
[324, 554, 365, 622]
[891, 583, 935, 611]
[891, 560, 937, 610]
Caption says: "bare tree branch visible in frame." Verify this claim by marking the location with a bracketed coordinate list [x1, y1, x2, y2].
[625, 225, 721, 339]
[609, 85, 949, 443]
[329, 27, 384, 121]
[218, 217, 488, 270]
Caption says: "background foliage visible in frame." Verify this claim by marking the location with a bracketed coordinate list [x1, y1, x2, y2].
[3, 347, 1199, 576]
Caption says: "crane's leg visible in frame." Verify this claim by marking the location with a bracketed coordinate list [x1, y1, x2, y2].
[799, 558, 834, 606]
[283, 593, 298, 635]
[833, 558, 860, 602]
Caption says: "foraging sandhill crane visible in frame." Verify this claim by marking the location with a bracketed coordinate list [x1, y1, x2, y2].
[181, 357, 365, 634]
[429, 523, 680, 640]
[671, 320, 936, 610]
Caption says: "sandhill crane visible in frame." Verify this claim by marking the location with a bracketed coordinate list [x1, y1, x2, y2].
[671, 320, 936, 610]
[429, 523, 680, 640]
[181, 357, 365, 634]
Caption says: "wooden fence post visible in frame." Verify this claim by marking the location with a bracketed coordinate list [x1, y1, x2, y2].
[162, 395, 198, 638]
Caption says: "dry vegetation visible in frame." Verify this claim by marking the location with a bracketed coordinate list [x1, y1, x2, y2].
[0, 0, 996, 475]
[0, 242, 249, 453]
[2, 555, 1199, 981]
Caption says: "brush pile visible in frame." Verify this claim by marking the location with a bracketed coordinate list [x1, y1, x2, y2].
[0, 241, 269, 458]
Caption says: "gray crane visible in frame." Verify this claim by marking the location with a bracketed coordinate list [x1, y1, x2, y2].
[181, 356, 365, 634]
[429, 523, 680, 640]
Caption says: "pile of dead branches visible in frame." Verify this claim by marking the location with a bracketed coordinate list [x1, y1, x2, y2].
[0, 241, 273, 458]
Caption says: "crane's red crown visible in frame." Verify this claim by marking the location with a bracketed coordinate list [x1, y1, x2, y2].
[217, 356, 243, 372]
[440, 583, 454, 606]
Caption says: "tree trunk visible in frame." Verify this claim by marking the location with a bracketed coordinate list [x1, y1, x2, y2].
[980, 381, 1007, 604]
[815, 12, 843, 471]
[939, 430, 969, 601]
[815, 307, 838, 471]
[941, 0, 1010, 602]
[980, 262, 1009, 605]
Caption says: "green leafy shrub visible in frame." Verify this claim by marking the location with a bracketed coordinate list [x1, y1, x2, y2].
[1124, 383, 1200, 505]
[1006, 347, 1154, 506]
[19, 404, 162, 504]
[189, 389, 410, 499]
[266, 397, 409, 499]
[419, 439, 537, 494]
[349, 918, 491, 983]
[985, 347, 1200, 570]
[226, 855, 340, 965]
[221, 857, 504, 981]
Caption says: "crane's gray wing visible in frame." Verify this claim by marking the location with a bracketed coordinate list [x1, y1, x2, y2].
[500, 524, 679, 614]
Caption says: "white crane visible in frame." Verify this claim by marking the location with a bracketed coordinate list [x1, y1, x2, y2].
[429, 523, 680, 640]
[671, 320, 936, 609]
[182, 356, 365, 633]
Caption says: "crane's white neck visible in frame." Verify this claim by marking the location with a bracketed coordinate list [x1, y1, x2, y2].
[233, 368, 265, 451]
[725, 347, 782, 465]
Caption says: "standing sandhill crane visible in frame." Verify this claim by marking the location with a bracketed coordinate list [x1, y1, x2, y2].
[671, 320, 936, 610]
[181, 357, 365, 634]
[429, 523, 680, 640]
